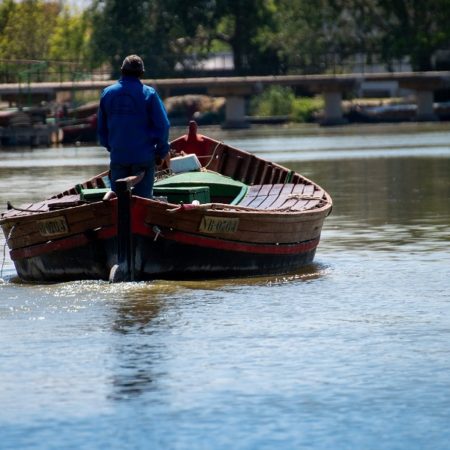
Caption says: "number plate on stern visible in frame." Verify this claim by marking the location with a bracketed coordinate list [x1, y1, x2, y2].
[37, 216, 69, 237]
[199, 216, 239, 234]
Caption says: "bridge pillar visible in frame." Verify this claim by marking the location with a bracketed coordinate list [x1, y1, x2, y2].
[223, 96, 249, 129]
[321, 91, 347, 126]
[415, 90, 438, 121]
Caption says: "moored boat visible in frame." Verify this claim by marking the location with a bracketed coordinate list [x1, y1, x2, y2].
[0, 122, 332, 282]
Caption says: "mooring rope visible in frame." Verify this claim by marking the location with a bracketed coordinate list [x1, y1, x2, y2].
[202, 142, 224, 170]
[0, 224, 15, 280]
[5, 201, 48, 214]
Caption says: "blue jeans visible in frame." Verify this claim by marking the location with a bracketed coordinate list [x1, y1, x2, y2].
[110, 163, 155, 198]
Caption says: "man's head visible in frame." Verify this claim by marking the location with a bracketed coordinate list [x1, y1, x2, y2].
[121, 54, 145, 77]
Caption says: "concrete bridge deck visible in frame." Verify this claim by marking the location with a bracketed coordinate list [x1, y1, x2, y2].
[1, 71, 449, 126]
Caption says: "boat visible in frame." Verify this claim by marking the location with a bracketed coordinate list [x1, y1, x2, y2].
[57, 101, 99, 144]
[60, 114, 97, 144]
[0, 121, 332, 282]
[0, 107, 57, 147]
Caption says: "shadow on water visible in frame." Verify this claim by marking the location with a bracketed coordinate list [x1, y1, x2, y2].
[109, 289, 165, 401]
[100, 262, 328, 400]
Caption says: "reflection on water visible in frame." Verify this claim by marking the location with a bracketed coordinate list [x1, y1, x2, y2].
[108, 264, 327, 401]
[113, 291, 164, 334]
[111, 294, 164, 400]
[0, 123, 450, 450]
[223, 122, 450, 162]
[290, 154, 449, 236]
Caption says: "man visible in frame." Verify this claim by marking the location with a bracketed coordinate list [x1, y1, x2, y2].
[97, 54, 170, 198]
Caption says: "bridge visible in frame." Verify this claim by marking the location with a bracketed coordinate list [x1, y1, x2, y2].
[1, 71, 449, 127]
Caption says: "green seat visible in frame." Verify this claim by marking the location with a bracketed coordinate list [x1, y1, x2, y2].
[153, 185, 210, 204]
[79, 188, 110, 201]
[154, 171, 247, 204]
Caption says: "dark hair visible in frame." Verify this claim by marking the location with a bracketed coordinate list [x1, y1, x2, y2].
[120, 54, 145, 77]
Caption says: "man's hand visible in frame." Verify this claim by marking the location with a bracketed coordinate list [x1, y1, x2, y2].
[156, 154, 171, 169]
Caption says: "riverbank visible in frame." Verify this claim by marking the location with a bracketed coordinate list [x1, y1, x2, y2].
[1, 97, 450, 149]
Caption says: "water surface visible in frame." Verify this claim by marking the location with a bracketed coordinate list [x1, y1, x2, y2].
[1, 123, 449, 449]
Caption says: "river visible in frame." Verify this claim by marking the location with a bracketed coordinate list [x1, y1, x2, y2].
[0, 122, 449, 450]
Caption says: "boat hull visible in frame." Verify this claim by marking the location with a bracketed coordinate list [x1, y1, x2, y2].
[133, 234, 319, 280]
[9, 230, 320, 282]
[12, 239, 110, 282]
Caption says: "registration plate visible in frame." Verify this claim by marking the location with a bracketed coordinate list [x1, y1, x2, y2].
[199, 216, 239, 234]
[37, 216, 69, 237]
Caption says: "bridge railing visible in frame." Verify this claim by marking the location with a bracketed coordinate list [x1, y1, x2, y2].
[0, 59, 110, 84]
[0, 53, 415, 84]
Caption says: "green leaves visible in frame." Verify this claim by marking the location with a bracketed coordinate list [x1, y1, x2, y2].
[0, 0, 59, 60]
[1, 0, 449, 77]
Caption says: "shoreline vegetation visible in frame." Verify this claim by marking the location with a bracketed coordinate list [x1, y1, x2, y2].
[0, 90, 450, 148]
[168, 87, 450, 127]
[1, 86, 450, 148]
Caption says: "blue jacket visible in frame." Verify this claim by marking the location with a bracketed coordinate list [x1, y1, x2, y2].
[97, 76, 170, 165]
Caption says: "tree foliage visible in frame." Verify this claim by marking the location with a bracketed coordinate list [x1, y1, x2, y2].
[274, 0, 450, 72]
[0, 0, 449, 77]
[88, 0, 282, 76]
[0, 0, 59, 60]
[375, 0, 450, 70]
[210, 0, 282, 74]
[89, 0, 152, 76]
[48, 8, 92, 65]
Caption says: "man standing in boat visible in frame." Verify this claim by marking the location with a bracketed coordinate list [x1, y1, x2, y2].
[97, 54, 170, 198]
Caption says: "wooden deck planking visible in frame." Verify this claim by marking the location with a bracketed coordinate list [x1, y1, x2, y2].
[266, 183, 296, 210]
[2, 200, 49, 219]
[235, 182, 326, 212]
[290, 184, 316, 211]
[238, 184, 264, 207]
[242, 184, 273, 208]
[272, 183, 306, 210]
[47, 195, 84, 210]
[257, 184, 285, 209]
[301, 187, 325, 211]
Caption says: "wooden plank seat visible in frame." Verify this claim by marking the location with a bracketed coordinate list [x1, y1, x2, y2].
[47, 194, 85, 210]
[2, 195, 85, 219]
[237, 183, 326, 211]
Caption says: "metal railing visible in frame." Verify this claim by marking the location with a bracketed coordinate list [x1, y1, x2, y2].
[0, 53, 415, 84]
[0, 59, 108, 84]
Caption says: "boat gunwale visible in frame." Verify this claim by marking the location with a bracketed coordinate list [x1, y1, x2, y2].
[0, 184, 332, 228]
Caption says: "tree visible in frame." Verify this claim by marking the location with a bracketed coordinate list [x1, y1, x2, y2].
[270, 0, 330, 73]
[89, 0, 284, 77]
[376, 0, 450, 71]
[0, 0, 15, 35]
[89, 0, 180, 77]
[272, 0, 450, 73]
[0, 0, 60, 60]
[211, 0, 282, 75]
[48, 8, 92, 67]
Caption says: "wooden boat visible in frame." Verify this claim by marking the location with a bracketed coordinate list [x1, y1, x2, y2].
[56, 102, 98, 144]
[0, 122, 332, 282]
[0, 107, 56, 147]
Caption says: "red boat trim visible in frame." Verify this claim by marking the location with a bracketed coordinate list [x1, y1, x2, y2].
[10, 234, 90, 261]
[10, 224, 318, 261]
[129, 207, 320, 255]
[9, 227, 116, 261]
[156, 229, 320, 255]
